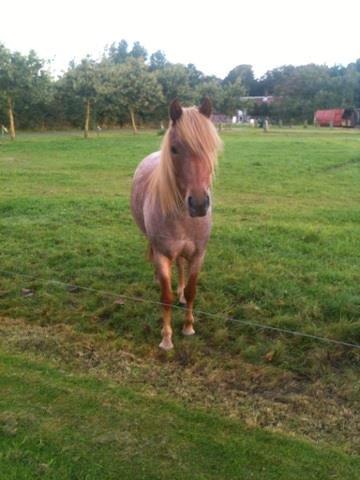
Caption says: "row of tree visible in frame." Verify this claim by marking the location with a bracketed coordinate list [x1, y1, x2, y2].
[1, 40, 360, 138]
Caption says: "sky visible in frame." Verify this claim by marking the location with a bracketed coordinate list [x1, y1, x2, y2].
[1, 0, 360, 79]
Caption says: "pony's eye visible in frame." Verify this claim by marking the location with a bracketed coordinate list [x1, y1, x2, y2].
[171, 146, 178, 155]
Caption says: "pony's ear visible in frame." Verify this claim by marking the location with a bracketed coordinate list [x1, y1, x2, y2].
[169, 99, 183, 124]
[198, 97, 212, 118]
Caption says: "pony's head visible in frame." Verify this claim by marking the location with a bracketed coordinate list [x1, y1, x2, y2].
[149, 98, 222, 216]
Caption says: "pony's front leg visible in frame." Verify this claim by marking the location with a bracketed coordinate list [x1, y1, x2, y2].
[183, 254, 205, 336]
[154, 252, 174, 350]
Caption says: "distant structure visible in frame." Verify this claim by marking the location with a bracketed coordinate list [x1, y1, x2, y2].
[314, 108, 359, 128]
[235, 110, 244, 123]
[211, 113, 232, 128]
[238, 96, 277, 123]
[212, 97, 278, 126]
[211, 113, 232, 124]
[239, 96, 276, 105]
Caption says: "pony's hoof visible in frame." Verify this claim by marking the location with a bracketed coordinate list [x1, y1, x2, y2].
[182, 326, 195, 336]
[159, 338, 174, 351]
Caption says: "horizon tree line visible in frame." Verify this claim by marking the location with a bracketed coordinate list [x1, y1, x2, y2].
[1, 40, 360, 139]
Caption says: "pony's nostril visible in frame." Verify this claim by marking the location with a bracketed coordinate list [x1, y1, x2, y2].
[188, 195, 209, 213]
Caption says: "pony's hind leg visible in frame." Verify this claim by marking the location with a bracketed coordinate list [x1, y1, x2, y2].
[183, 254, 204, 336]
[176, 256, 186, 305]
[147, 243, 160, 285]
[154, 252, 174, 350]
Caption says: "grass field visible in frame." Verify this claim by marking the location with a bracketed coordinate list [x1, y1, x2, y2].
[1, 342, 359, 480]
[1, 127, 360, 477]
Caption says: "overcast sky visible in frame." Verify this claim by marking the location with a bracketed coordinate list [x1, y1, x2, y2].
[2, 0, 359, 79]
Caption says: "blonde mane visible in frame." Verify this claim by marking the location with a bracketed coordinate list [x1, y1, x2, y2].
[148, 107, 222, 214]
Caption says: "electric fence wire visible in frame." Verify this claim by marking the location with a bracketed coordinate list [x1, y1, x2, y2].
[1, 268, 359, 350]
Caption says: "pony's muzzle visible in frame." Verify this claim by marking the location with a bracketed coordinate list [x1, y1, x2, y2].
[188, 194, 210, 217]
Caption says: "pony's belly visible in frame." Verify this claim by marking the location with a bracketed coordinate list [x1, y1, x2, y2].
[149, 234, 208, 261]
[178, 239, 197, 260]
[149, 237, 194, 260]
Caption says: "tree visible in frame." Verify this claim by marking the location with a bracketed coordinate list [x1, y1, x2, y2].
[352, 59, 360, 106]
[195, 77, 223, 112]
[19, 68, 54, 129]
[129, 41, 148, 61]
[257, 65, 296, 96]
[186, 63, 204, 88]
[59, 57, 102, 138]
[104, 58, 164, 133]
[156, 64, 194, 105]
[221, 79, 245, 116]
[0, 45, 46, 139]
[107, 40, 128, 64]
[0, 44, 17, 139]
[149, 50, 167, 71]
[224, 64, 255, 94]
[272, 64, 344, 122]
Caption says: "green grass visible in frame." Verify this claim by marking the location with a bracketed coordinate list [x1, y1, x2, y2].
[1, 128, 359, 371]
[1, 128, 360, 476]
[0, 345, 359, 480]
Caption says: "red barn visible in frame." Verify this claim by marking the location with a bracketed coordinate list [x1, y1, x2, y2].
[314, 108, 357, 127]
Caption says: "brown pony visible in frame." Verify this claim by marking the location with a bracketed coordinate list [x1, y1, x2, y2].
[131, 98, 222, 350]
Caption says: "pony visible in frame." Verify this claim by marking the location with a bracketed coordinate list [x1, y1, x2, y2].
[131, 98, 222, 350]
